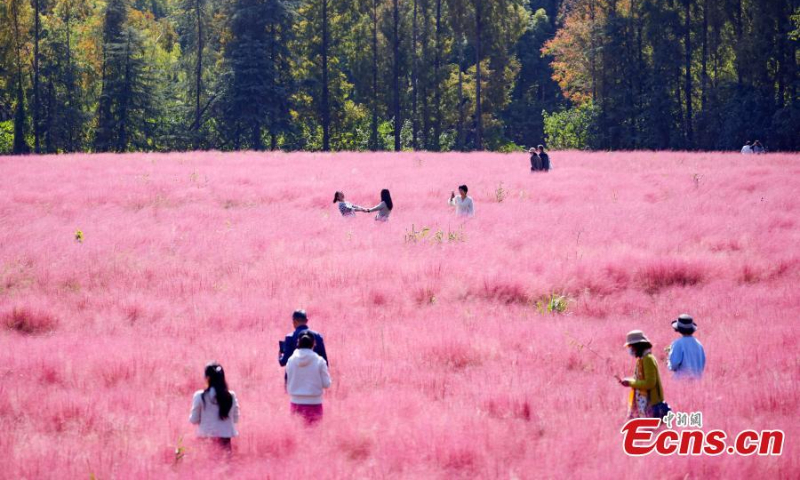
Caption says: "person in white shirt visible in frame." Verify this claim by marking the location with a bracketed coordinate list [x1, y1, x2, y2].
[189, 362, 240, 453]
[448, 185, 475, 217]
[741, 141, 753, 154]
[286, 331, 332, 424]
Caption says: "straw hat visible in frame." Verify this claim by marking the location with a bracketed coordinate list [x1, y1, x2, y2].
[624, 330, 652, 347]
[672, 313, 697, 333]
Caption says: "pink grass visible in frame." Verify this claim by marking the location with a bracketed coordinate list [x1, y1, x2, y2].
[0, 151, 798, 478]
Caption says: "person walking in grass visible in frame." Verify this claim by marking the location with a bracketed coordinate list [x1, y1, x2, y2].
[537, 145, 551, 171]
[279, 310, 328, 368]
[333, 191, 368, 217]
[529, 147, 542, 171]
[286, 330, 332, 424]
[448, 185, 475, 217]
[189, 362, 240, 454]
[617, 330, 670, 420]
[667, 314, 706, 379]
[365, 189, 394, 222]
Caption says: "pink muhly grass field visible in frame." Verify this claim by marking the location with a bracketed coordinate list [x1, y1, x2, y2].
[0, 151, 798, 478]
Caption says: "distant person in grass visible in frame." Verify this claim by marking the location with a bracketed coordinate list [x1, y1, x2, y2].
[529, 147, 542, 171]
[752, 140, 765, 154]
[286, 330, 332, 424]
[618, 330, 670, 420]
[279, 310, 328, 368]
[365, 189, 394, 222]
[741, 141, 753, 154]
[448, 185, 475, 217]
[189, 362, 240, 454]
[667, 314, 706, 379]
[333, 191, 368, 217]
[537, 145, 551, 171]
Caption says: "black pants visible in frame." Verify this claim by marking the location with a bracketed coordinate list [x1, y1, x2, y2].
[214, 437, 232, 453]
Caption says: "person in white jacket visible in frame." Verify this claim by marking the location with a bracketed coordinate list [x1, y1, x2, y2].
[448, 185, 475, 217]
[286, 331, 332, 424]
[189, 362, 240, 452]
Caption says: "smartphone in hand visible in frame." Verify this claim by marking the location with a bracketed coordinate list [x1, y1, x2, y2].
[279, 340, 285, 353]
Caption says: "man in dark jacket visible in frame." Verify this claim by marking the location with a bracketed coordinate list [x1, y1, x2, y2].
[279, 310, 328, 367]
[538, 145, 550, 171]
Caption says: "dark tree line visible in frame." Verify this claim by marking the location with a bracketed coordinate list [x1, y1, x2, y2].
[543, 0, 799, 151]
[0, 0, 797, 154]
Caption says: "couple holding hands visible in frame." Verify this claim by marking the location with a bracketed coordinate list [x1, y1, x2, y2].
[333, 189, 394, 221]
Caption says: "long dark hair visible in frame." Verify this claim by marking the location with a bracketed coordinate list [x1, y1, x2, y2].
[381, 189, 393, 210]
[203, 362, 233, 420]
[333, 191, 343, 204]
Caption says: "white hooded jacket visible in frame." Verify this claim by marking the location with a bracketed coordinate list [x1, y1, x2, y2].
[286, 348, 332, 405]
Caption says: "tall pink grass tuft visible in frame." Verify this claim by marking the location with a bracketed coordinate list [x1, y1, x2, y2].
[3, 306, 58, 334]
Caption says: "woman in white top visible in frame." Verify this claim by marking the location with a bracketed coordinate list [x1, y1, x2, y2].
[189, 362, 240, 452]
[333, 191, 368, 217]
[365, 189, 394, 221]
[448, 184, 475, 217]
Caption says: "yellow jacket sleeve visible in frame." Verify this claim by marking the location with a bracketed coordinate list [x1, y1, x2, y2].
[629, 356, 658, 390]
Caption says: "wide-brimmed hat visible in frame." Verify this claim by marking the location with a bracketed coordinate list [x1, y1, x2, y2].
[528, 147, 537, 153]
[624, 330, 652, 347]
[672, 313, 697, 333]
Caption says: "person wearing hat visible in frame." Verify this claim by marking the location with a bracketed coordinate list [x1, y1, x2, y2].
[529, 147, 542, 171]
[667, 314, 706, 379]
[618, 330, 670, 419]
[278, 310, 328, 368]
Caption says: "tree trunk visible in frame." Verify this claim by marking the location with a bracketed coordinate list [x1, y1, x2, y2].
[321, 0, 331, 151]
[393, 0, 401, 151]
[33, 0, 41, 153]
[269, 25, 277, 150]
[433, 0, 441, 151]
[700, 0, 707, 112]
[420, 0, 430, 149]
[589, 0, 597, 101]
[371, 0, 379, 150]
[194, 0, 204, 144]
[734, 0, 742, 86]
[775, 0, 786, 108]
[457, 38, 465, 151]
[118, 34, 132, 152]
[684, 0, 693, 147]
[474, 0, 483, 150]
[12, 0, 29, 154]
[65, 3, 75, 152]
[411, 0, 418, 150]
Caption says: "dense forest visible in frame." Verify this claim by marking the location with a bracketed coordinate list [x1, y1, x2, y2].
[0, 0, 798, 154]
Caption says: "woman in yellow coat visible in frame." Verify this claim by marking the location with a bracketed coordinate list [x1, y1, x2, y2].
[618, 330, 670, 420]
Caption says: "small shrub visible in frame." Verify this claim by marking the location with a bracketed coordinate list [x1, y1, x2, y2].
[635, 260, 705, 294]
[414, 287, 437, 305]
[3, 307, 58, 335]
[535, 293, 570, 314]
[479, 281, 529, 305]
[495, 182, 507, 203]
